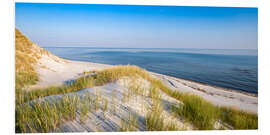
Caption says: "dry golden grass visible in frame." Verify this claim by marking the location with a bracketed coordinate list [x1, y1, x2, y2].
[15, 28, 52, 90]
[17, 65, 257, 131]
[15, 29, 39, 73]
[15, 29, 40, 90]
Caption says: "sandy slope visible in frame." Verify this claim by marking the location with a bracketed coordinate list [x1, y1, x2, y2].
[33, 53, 257, 114]
[31, 53, 111, 88]
[33, 77, 191, 132]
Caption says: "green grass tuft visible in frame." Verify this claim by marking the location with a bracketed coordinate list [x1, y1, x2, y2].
[219, 107, 258, 129]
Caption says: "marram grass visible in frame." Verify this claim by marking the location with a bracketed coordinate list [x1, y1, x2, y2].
[16, 65, 258, 132]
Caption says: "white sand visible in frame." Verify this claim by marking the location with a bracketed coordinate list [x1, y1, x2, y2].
[31, 53, 111, 88]
[31, 77, 191, 132]
[26, 53, 258, 132]
[152, 72, 258, 113]
[33, 53, 257, 114]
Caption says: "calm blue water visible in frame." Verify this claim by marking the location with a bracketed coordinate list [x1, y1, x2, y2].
[45, 47, 258, 93]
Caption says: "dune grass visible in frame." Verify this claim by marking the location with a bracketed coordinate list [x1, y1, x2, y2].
[79, 98, 89, 123]
[145, 96, 165, 131]
[15, 28, 45, 90]
[164, 121, 180, 131]
[15, 28, 42, 132]
[119, 111, 139, 132]
[111, 89, 117, 113]
[87, 65, 257, 130]
[145, 110, 164, 131]
[145, 85, 180, 131]
[15, 29, 37, 72]
[16, 95, 79, 133]
[16, 65, 258, 132]
[102, 98, 108, 119]
[15, 28, 56, 104]
[170, 93, 217, 129]
[16, 72, 38, 89]
[219, 107, 258, 129]
[17, 92, 108, 133]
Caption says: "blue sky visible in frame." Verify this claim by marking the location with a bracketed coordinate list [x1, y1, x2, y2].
[15, 3, 258, 49]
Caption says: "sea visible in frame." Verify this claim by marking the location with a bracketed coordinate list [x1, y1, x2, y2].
[45, 47, 258, 93]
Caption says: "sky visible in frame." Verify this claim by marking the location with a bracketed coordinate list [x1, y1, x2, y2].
[15, 3, 258, 49]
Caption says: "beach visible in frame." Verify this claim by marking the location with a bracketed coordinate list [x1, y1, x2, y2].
[46, 47, 258, 93]
[32, 51, 258, 114]
[15, 31, 258, 131]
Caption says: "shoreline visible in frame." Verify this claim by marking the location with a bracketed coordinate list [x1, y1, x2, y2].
[151, 72, 257, 113]
[57, 57, 258, 97]
[151, 72, 257, 97]
[33, 53, 258, 113]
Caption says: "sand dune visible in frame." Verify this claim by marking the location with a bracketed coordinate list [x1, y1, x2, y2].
[18, 52, 258, 132]
[31, 77, 191, 132]
[32, 53, 257, 114]
[16, 28, 257, 132]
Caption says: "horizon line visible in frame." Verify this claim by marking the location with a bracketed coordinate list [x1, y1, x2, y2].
[41, 46, 258, 50]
